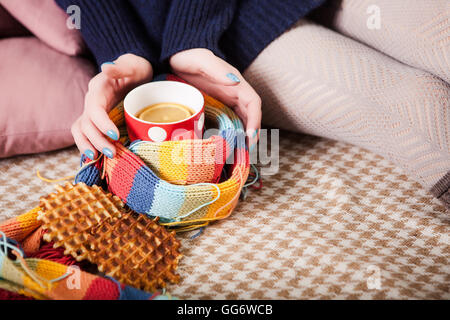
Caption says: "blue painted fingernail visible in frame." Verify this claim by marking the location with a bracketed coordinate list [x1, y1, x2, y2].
[102, 148, 114, 159]
[101, 61, 115, 67]
[84, 149, 94, 160]
[226, 73, 240, 83]
[106, 130, 119, 141]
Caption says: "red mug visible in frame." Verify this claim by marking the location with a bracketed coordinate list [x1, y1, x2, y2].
[124, 81, 205, 142]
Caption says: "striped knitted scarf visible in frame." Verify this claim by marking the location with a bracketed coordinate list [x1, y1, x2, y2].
[0, 75, 250, 299]
[0, 208, 171, 300]
[76, 74, 251, 231]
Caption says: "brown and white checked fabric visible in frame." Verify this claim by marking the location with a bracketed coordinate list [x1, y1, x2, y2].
[0, 147, 80, 220]
[0, 132, 449, 299]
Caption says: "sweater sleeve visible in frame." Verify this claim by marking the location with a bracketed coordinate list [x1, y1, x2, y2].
[55, 0, 159, 69]
[160, 0, 237, 62]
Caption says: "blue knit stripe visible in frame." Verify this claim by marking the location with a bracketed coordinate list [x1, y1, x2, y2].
[147, 183, 185, 219]
[75, 165, 102, 186]
[0, 255, 4, 275]
[119, 285, 153, 300]
[126, 167, 156, 214]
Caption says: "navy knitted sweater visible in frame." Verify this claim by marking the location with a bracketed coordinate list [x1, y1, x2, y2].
[56, 0, 326, 73]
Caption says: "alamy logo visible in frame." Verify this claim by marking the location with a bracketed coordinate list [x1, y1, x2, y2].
[366, 5, 381, 30]
[366, 265, 381, 290]
[66, 5, 81, 30]
[66, 265, 81, 290]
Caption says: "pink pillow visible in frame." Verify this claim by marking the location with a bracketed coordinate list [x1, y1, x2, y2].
[0, 0, 85, 56]
[0, 37, 95, 158]
[0, 4, 30, 37]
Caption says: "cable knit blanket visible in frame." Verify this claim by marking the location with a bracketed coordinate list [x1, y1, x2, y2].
[0, 131, 448, 299]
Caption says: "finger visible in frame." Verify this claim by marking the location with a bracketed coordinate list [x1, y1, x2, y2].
[85, 91, 120, 141]
[176, 71, 251, 126]
[176, 71, 240, 101]
[71, 119, 97, 160]
[235, 82, 262, 148]
[101, 54, 153, 83]
[243, 93, 262, 139]
[80, 115, 116, 159]
[172, 71, 261, 146]
[245, 102, 262, 151]
[197, 58, 242, 86]
[171, 49, 241, 86]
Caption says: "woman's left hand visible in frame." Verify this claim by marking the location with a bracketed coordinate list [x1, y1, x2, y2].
[169, 48, 262, 148]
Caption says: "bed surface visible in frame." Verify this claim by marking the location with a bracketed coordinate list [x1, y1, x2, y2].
[1, 131, 448, 299]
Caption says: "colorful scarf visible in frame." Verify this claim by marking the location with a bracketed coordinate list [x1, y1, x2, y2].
[76, 74, 250, 230]
[0, 210, 174, 300]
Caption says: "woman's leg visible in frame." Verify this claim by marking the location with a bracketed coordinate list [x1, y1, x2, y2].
[312, 0, 450, 83]
[243, 19, 450, 209]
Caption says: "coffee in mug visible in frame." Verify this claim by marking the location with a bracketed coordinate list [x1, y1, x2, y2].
[136, 103, 194, 123]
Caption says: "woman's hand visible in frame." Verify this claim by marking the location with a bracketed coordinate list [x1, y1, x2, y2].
[72, 54, 153, 159]
[170, 48, 262, 149]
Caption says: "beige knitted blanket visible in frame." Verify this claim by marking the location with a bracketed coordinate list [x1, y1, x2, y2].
[0, 131, 448, 299]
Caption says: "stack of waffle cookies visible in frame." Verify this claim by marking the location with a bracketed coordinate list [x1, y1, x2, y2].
[37, 182, 182, 292]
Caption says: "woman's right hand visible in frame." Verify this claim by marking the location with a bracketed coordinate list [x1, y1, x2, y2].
[72, 54, 153, 160]
[169, 49, 262, 150]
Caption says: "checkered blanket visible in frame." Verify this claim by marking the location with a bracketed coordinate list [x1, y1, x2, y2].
[0, 132, 448, 299]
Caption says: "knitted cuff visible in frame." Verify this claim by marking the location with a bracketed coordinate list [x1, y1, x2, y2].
[430, 171, 450, 210]
[221, 0, 328, 71]
[160, 0, 236, 63]
[56, 0, 160, 68]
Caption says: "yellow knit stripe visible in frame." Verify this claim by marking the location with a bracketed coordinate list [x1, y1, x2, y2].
[17, 206, 41, 227]
[158, 142, 188, 184]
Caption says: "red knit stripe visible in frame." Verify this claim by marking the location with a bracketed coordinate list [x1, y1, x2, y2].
[0, 289, 33, 300]
[82, 278, 120, 300]
[108, 145, 142, 202]
[213, 136, 228, 182]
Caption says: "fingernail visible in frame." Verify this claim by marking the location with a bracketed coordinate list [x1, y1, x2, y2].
[226, 73, 240, 83]
[101, 61, 115, 67]
[106, 130, 119, 141]
[247, 129, 258, 139]
[102, 148, 114, 159]
[84, 149, 94, 160]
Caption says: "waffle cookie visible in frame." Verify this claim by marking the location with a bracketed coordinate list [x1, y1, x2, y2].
[37, 182, 182, 292]
[38, 183, 125, 260]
